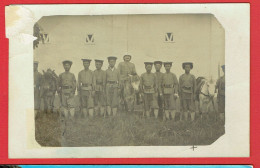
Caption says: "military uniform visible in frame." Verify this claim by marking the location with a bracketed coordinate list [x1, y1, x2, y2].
[216, 65, 225, 120]
[78, 59, 95, 117]
[140, 62, 159, 117]
[106, 56, 121, 116]
[162, 62, 179, 120]
[93, 59, 106, 116]
[154, 61, 163, 118]
[179, 62, 196, 121]
[34, 61, 42, 116]
[58, 60, 76, 118]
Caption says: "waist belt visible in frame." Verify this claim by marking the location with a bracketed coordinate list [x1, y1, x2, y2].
[82, 83, 92, 87]
[62, 86, 72, 89]
[164, 84, 174, 88]
[183, 86, 192, 90]
[96, 81, 103, 85]
[107, 81, 118, 84]
[144, 86, 153, 89]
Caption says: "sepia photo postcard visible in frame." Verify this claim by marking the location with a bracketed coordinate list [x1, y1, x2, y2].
[6, 4, 250, 158]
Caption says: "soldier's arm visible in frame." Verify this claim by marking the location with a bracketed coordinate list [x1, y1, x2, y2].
[132, 63, 137, 75]
[77, 72, 81, 92]
[72, 74, 76, 94]
[139, 74, 144, 93]
[154, 74, 159, 93]
[179, 76, 182, 94]
[193, 75, 196, 95]
[173, 74, 179, 94]
[57, 74, 62, 93]
[92, 72, 96, 91]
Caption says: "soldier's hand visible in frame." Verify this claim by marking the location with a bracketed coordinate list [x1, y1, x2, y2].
[174, 93, 179, 99]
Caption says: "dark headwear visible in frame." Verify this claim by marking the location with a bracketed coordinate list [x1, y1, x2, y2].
[107, 56, 117, 61]
[144, 62, 154, 66]
[62, 60, 73, 66]
[34, 61, 39, 65]
[95, 59, 104, 64]
[221, 65, 225, 69]
[154, 61, 163, 65]
[182, 62, 193, 69]
[163, 62, 173, 66]
[123, 54, 131, 58]
[81, 59, 92, 63]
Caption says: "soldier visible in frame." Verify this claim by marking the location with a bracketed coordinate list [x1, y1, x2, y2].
[179, 62, 196, 121]
[34, 61, 42, 118]
[216, 65, 225, 122]
[154, 61, 163, 118]
[78, 59, 95, 118]
[139, 62, 159, 118]
[105, 56, 121, 116]
[117, 54, 137, 112]
[57, 60, 76, 119]
[162, 62, 179, 120]
[93, 59, 106, 116]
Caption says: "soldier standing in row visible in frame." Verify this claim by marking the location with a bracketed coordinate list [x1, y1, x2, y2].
[105, 56, 121, 116]
[78, 59, 95, 118]
[161, 62, 179, 121]
[179, 62, 196, 121]
[216, 65, 225, 122]
[93, 59, 106, 116]
[117, 54, 137, 112]
[154, 61, 163, 118]
[34, 61, 42, 118]
[139, 62, 159, 118]
[58, 60, 76, 119]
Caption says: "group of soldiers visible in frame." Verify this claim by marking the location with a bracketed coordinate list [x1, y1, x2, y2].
[34, 54, 225, 122]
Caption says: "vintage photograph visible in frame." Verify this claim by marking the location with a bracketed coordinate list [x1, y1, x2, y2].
[33, 14, 225, 147]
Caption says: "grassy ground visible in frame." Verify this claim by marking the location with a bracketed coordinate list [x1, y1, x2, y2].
[35, 108, 225, 147]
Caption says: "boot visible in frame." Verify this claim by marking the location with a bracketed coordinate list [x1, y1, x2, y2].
[154, 109, 159, 119]
[112, 107, 117, 116]
[146, 111, 150, 118]
[89, 108, 94, 117]
[165, 110, 170, 120]
[82, 108, 88, 118]
[107, 106, 111, 116]
[191, 112, 195, 121]
[171, 110, 176, 121]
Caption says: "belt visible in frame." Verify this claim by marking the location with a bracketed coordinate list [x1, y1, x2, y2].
[62, 86, 72, 89]
[96, 82, 103, 85]
[164, 84, 174, 88]
[183, 86, 192, 90]
[81, 83, 92, 87]
[144, 86, 153, 89]
[107, 81, 118, 84]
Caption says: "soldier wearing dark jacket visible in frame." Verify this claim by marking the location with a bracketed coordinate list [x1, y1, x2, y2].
[216, 65, 225, 121]
[57, 60, 76, 119]
[140, 62, 159, 118]
[34, 61, 42, 118]
[162, 62, 179, 120]
[179, 62, 196, 121]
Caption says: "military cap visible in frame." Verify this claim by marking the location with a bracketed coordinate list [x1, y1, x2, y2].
[107, 56, 117, 60]
[81, 59, 92, 62]
[221, 65, 225, 69]
[144, 62, 154, 66]
[123, 54, 131, 58]
[95, 59, 104, 63]
[62, 60, 73, 65]
[182, 62, 193, 69]
[154, 61, 163, 65]
[34, 61, 39, 65]
[163, 62, 173, 66]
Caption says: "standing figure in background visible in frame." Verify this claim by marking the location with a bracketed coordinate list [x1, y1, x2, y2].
[216, 65, 225, 122]
[179, 62, 196, 121]
[162, 62, 179, 121]
[154, 61, 163, 118]
[57, 60, 76, 120]
[139, 62, 159, 118]
[93, 59, 106, 116]
[34, 61, 42, 118]
[78, 59, 95, 118]
[117, 54, 137, 112]
[105, 56, 121, 116]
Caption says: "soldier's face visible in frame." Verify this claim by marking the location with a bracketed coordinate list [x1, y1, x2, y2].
[33, 64, 38, 71]
[63, 63, 71, 71]
[109, 60, 116, 67]
[184, 65, 191, 73]
[164, 64, 171, 71]
[124, 56, 131, 62]
[83, 61, 90, 69]
[95, 62, 102, 69]
[145, 65, 152, 71]
[155, 64, 162, 71]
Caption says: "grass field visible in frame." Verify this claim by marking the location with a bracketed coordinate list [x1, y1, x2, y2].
[35, 105, 225, 147]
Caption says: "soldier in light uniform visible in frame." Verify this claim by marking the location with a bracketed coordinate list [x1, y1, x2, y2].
[162, 62, 179, 120]
[179, 62, 196, 121]
[105, 56, 121, 116]
[93, 59, 106, 116]
[34, 61, 42, 118]
[154, 61, 163, 118]
[78, 59, 95, 118]
[139, 62, 159, 118]
[216, 65, 225, 121]
[117, 54, 137, 112]
[57, 60, 76, 119]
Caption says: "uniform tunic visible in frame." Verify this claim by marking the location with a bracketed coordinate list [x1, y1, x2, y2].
[105, 67, 120, 107]
[78, 69, 95, 108]
[34, 71, 42, 110]
[140, 72, 159, 111]
[179, 73, 196, 112]
[93, 69, 106, 106]
[58, 72, 76, 109]
[216, 75, 225, 113]
[162, 72, 179, 110]
[117, 61, 136, 81]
